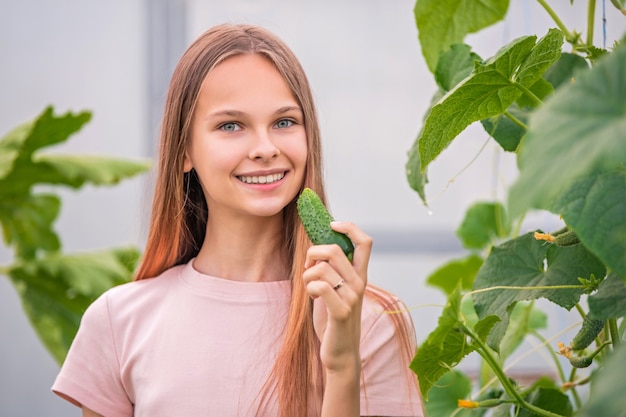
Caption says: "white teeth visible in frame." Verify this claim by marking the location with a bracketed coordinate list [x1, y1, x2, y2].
[238, 172, 285, 184]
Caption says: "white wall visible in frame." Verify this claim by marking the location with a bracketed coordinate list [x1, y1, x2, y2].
[0, 0, 623, 415]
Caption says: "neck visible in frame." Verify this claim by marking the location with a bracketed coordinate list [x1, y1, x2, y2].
[193, 212, 289, 282]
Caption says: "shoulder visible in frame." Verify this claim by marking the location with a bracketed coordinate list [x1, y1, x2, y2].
[82, 263, 185, 325]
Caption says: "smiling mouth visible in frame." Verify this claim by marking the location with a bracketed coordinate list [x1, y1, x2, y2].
[237, 172, 286, 184]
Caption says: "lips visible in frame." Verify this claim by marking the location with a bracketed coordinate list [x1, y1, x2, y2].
[237, 171, 286, 184]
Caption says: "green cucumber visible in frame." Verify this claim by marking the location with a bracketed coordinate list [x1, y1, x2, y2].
[296, 188, 354, 262]
[554, 230, 580, 247]
[570, 316, 604, 351]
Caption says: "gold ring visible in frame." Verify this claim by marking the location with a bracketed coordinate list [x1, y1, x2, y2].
[333, 279, 345, 290]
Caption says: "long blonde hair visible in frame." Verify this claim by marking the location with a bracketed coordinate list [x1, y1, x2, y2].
[135, 23, 416, 417]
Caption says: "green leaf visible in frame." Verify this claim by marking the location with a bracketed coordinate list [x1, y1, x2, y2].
[417, 35, 537, 170]
[543, 52, 589, 90]
[0, 193, 61, 258]
[414, 0, 509, 72]
[424, 370, 477, 417]
[435, 44, 482, 92]
[509, 42, 626, 219]
[473, 232, 606, 351]
[519, 386, 573, 417]
[456, 202, 511, 250]
[576, 343, 626, 417]
[480, 103, 528, 152]
[405, 133, 429, 206]
[516, 77, 554, 108]
[35, 154, 151, 188]
[426, 254, 483, 295]
[552, 168, 626, 279]
[588, 272, 626, 320]
[410, 287, 475, 400]
[515, 28, 564, 88]
[8, 247, 139, 365]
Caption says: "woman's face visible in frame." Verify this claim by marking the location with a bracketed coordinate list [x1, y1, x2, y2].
[185, 53, 308, 221]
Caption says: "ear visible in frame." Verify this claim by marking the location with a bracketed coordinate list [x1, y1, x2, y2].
[183, 149, 193, 173]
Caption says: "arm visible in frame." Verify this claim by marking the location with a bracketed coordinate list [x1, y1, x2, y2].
[83, 406, 104, 417]
[303, 221, 372, 417]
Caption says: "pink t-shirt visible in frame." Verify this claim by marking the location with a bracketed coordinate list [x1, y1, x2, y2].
[52, 259, 424, 416]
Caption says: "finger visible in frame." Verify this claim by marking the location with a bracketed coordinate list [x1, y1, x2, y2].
[304, 244, 362, 289]
[330, 221, 372, 279]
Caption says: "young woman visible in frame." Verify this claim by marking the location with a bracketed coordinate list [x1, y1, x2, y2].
[52, 24, 424, 417]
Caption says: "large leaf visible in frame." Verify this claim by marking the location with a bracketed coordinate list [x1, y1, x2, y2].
[576, 343, 626, 417]
[519, 387, 573, 417]
[410, 287, 473, 400]
[543, 52, 589, 90]
[35, 154, 151, 188]
[0, 194, 61, 258]
[414, 0, 509, 72]
[456, 201, 510, 250]
[0, 107, 91, 180]
[417, 29, 563, 171]
[8, 247, 139, 365]
[509, 42, 626, 219]
[473, 232, 606, 351]
[588, 272, 626, 320]
[552, 168, 626, 279]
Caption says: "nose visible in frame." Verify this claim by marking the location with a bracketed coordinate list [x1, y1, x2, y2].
[248, 129, 280, 161]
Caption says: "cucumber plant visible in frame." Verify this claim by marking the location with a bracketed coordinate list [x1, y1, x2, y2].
[0, 107, 150, 365]
[406, 1, 626, 416]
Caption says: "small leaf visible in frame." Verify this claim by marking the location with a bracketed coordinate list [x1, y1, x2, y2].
[473, 232, 605, 351]
[456, 202, 510, 250]
[435, 44, 482, 92]
[480, 103, 528, 152]
[480, 104, 528, 152]
[543, 52, 589, 90]
[424, 370, 477, 417]
[415, 0, 510, 72]
[426, 254, 483, 295]
[588, 272, 626, 320]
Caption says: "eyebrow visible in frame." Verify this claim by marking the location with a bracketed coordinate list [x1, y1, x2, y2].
[206, 105, 302, 119]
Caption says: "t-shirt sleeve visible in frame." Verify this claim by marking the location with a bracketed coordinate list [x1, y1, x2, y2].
[359, 296, 425, 417]
[51, 292, 133, 417]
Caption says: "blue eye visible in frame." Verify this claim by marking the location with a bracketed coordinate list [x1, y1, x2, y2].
[220, 122, 241, 132]
[275, 119, 294, 129]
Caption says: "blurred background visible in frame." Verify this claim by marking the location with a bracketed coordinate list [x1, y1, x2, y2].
[0, 0, 623, 415]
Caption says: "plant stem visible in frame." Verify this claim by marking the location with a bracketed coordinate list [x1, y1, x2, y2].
[503, 110, 528, 130]
[608, 318, 621, 348]
[513, 82, 543, 107]
[536, 0, 575, 41]
[466, 284, 585, 298]
[574, 303, 586, 319]
[461, 323, 566, 417]
[587, 0, 596, 46]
